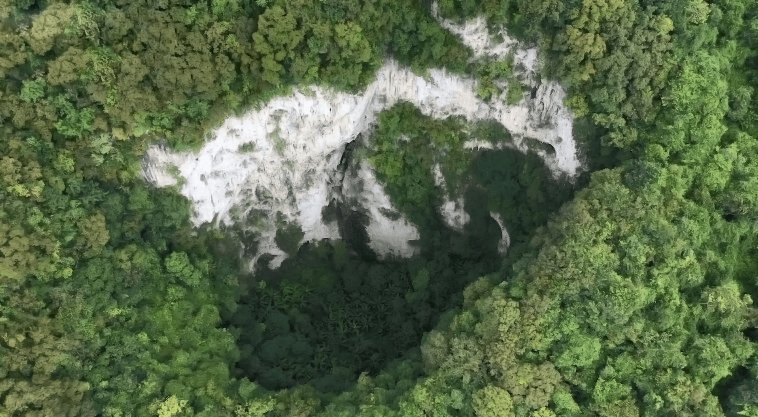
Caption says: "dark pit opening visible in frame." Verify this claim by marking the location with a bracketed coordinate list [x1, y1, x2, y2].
[226, 225, 501, 393]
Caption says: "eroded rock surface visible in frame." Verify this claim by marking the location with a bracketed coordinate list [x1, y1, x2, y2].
[142, 11, 579, 270]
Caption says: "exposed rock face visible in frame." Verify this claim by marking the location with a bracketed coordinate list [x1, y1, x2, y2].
[433, 164, 469, 232]
[341, 160, 421, 258]
[141, 10, 580, 269]
[489, 212, 511, 255]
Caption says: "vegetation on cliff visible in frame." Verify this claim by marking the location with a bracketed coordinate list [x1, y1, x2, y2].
[2, 0, 758, 415]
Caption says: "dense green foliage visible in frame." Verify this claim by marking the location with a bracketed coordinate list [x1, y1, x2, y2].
[3, 0, 758, 415]
[0, 0, 474, 413]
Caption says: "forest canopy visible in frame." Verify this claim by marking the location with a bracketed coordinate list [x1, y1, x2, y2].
[2, 0, 758, 416]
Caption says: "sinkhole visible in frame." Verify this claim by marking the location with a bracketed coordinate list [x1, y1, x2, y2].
[221, 146, 575, 393]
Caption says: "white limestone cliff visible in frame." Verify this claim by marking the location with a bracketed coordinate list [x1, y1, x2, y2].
[489, 212, 511, 255]
[142, 9, 579, 270]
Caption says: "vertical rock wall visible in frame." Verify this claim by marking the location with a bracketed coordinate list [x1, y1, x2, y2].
[142, 10, 580, 269]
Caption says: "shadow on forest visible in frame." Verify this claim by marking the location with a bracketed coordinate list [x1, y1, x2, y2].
[225, 203, 503, 393]
[222, 113, 576, 394]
